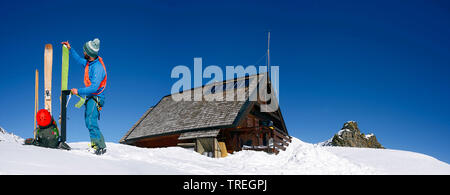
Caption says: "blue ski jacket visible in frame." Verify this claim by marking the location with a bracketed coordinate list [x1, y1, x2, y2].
[70, 48, 106, 99]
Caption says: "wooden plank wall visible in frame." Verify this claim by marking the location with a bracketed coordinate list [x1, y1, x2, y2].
[132, 134, 181, 148]
[220, 114, 291, 154]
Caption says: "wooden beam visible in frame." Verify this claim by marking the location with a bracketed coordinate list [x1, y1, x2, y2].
[274, 136, 290, 148]
[273, 148, 280, 155]
[250, 108, 281, 123]
[274, 143, 286, 151]
[265, 111, 281, 121]
[273, 127, 291, 140]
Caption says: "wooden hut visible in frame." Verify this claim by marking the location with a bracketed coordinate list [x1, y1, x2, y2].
[120, 73, 291, 157]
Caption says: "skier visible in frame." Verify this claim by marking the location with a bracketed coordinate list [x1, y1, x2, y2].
[61, 38, 107, 155]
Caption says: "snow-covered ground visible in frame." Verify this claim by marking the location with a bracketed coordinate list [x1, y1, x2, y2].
[323, 147, 450, 175]
[1, 127, 449, 175]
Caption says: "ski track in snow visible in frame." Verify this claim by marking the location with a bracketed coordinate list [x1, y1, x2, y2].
[1, 129, 449, 175]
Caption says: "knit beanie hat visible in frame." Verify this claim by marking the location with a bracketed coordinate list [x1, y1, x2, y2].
[83, 38, 100, 58]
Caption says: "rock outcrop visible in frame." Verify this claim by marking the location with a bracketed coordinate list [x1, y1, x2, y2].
[323, 121, 384, 149]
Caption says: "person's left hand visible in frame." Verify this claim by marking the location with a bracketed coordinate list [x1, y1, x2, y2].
[71, 88, 78, 95]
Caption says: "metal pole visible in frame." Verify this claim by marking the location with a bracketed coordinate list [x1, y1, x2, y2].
[267, 31, 272, 94]
[267, 31, 270, 79]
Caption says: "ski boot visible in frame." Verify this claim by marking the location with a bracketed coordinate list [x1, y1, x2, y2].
[90, 142, 107, 155]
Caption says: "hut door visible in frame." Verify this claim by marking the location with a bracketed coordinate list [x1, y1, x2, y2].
[196, 137, 222, 158]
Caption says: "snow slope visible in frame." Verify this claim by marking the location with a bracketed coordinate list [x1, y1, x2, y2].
[323, 147, 450, 175]
[1, 128, 449, 175]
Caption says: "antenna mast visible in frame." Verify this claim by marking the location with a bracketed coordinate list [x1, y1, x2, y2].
[267, 31, 271, 84]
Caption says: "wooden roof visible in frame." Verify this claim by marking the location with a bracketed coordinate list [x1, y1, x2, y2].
[120, 73, 286, 144]
[178, 129, 221, 140]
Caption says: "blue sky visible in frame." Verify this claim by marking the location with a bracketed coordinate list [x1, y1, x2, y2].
[1, 0, 449, 163]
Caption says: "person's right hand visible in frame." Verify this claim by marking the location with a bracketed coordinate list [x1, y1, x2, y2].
[71, 88, 78, 95]
[61, 41, 71, 50]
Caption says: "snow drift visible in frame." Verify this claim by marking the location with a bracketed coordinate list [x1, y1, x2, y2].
[1, 127, 449, 175]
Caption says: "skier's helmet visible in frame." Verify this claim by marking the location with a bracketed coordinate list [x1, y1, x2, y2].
[36, 109, 52, 127]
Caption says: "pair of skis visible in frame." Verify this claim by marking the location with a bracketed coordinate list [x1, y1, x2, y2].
[61, 45, 86, 108]
[34, 43, 84, 141]
[33, 44, 54, 137]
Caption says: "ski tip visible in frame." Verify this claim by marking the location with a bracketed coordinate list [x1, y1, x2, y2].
[45, 44, 52, 49]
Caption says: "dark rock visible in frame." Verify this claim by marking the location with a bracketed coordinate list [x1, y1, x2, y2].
[325, 121, 384, 149]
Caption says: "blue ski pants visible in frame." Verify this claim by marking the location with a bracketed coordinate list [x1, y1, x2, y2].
[85, 96, 106, 149]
